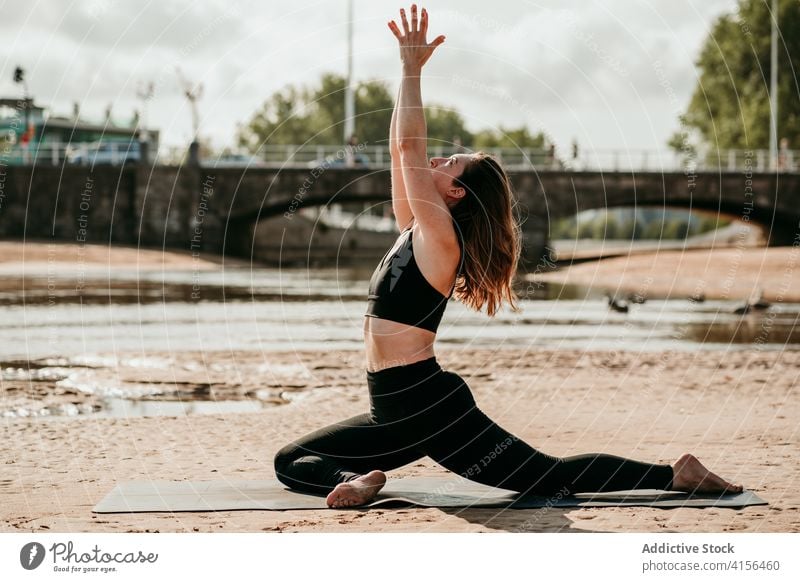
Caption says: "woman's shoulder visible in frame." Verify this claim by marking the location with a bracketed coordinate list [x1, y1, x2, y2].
[410, 217, 461, 287]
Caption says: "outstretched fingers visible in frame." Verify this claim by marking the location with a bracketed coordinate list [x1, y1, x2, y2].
[400, 7, 410, 35]
[430, 34, 445, 49]
[388, 19, 402, 41]
[389, 5, 444, 66]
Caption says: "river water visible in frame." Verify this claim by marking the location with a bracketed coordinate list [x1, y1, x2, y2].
[2, 265, 798, 419]
[3, 265, 800, 359]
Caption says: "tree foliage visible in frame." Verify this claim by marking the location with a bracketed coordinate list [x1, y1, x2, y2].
[673, 0, 800, 150]
[237, 73, 548, 150]
[472, 125, 546, 149]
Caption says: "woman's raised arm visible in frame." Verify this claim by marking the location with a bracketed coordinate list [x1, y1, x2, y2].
[389, 81, 414, 232]
[388, 5, 454, 243]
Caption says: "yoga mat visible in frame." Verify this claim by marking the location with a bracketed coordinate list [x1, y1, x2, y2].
[93, 475, 766, 513]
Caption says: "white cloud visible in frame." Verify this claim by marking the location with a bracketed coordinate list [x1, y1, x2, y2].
[0, 0, 738, 151]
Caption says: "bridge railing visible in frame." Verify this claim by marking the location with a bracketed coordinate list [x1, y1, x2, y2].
[1, 142, 143, 166]
[569, 148, 797, 173]
[5, 141, 798, 173]
[250, 144, 799, 173]
[252, 144, 555, 169]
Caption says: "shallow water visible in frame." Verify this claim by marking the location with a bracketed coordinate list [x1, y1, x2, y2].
[99, 398, 268, 417]
[2, 285, 798, 359]
[2, 266, 798, 419]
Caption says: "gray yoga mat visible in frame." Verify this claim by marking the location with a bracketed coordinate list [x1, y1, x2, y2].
[93, 475, 766, 513]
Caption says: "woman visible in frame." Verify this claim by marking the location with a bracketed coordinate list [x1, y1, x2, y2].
[274, 4, 743, 509]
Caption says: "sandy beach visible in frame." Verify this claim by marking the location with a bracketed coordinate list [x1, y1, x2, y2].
[531, 245, 800, 302]
[0, 240, 232, 271]
[1, 241, 798, 532]
[2, 346, 798, 533]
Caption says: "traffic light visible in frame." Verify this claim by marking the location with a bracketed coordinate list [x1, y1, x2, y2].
[13, 66, 24, 84]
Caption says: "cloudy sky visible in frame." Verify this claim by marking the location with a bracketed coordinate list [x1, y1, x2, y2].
[1, 0, 739, 155]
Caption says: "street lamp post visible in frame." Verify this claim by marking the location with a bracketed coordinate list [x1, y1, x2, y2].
[12, 66, 31, 146]
[769, 0, 779, 170]
[176, 68, 204, 166]
[136, 81, 155, 135]
[344, 0, 356, 166]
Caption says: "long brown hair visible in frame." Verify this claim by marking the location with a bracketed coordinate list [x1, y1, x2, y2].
[450, 152, 522, 316]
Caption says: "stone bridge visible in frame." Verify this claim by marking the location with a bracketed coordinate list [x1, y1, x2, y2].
[1, 162, 798, 271]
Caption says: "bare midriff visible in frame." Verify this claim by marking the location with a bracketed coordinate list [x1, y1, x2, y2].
[363, 316, 437, 373]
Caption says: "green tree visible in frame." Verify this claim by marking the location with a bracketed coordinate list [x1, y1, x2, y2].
[236, 84, 313, 149]
[237, 73, 389, 148]
[671, 0, 800, 150]
[473, 125, 547, 149]
[424, 106, 472, 147]
[354, 79, 395, 146]
[552, 216, 577, 239]
[605, 215, 621, 239]
[643, 220, 665, 240]
[237, 73, 473, 149]
[591, 214, 608, 240]
[618, 218, 635, 240]
[631, 220, 644, 240]
[577, 218, 595, 239]
[697, 215, 731, 233]
[663, 219, 690, 239]
[312, 73, 349, 143]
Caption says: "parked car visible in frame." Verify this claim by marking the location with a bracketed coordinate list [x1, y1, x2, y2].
[67, 141, 141, 165]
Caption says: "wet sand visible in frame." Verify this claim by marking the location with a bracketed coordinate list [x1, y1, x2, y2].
[2, 347, 797, 533]
[0, 240, 233, 271]
[0, 241, 264, 306]
[531, 245, 800, 302]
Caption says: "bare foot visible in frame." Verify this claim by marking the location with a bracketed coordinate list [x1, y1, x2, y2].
[671, 453, 743, 494]
[326, 470, 387, 508]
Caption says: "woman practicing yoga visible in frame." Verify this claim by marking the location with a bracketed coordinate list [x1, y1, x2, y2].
[274, 4, 743, 508]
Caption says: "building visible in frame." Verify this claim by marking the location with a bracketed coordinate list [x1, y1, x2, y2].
[0, 97, 158, 165]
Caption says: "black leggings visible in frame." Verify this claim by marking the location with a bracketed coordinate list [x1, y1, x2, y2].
[274, 356, 674, 497]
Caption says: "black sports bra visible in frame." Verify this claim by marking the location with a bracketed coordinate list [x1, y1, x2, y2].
[364, 220, 464, 334]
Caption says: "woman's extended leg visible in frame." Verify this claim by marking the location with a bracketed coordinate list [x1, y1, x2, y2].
[273, 412, 423, 497]
[419, 371, 676, 496]
[425, 406, 675, 496]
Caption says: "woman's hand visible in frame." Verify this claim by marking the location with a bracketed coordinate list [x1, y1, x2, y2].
[388, 4, 445, 72]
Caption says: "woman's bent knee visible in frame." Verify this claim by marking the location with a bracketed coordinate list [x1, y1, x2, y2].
[273, 443, 299, 484]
